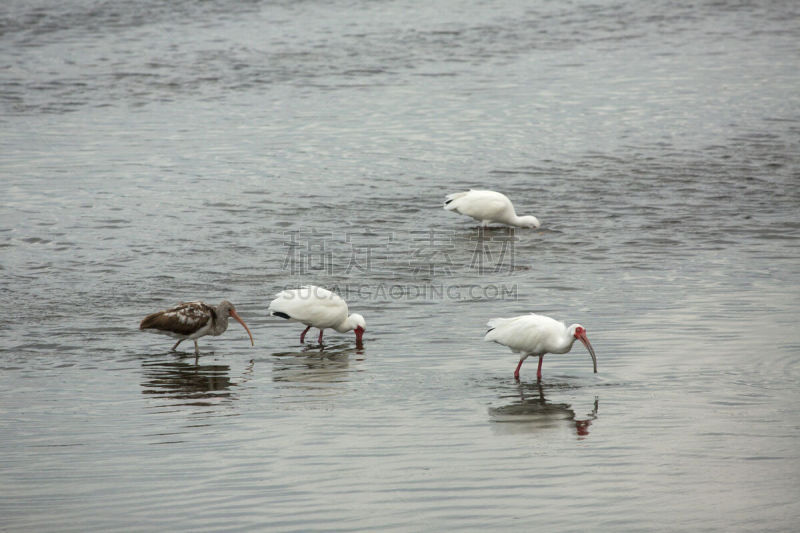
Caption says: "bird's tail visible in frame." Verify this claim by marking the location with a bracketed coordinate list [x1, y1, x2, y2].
[484, 317, 511, 341]
[268, 293, 299, 321]
[486, 317, 512, 329]
[483, 318, 514, 341]
[443, 191, 469, 210]
[139, 312, 161, 330]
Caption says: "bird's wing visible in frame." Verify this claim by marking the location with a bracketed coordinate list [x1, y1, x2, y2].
[447, 190, 511, 220]
[484, 314, 563, 354]
[140, 301, 212, 334]
[268, 287, 347, 327]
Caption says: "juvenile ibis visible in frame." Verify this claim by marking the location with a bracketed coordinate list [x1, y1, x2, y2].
[444, 189, 540, 228]
[139, 300, 254, 356]
[268, 285, 366, 346]
[484, 313, 597, 381]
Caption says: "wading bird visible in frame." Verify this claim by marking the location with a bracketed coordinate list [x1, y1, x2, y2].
[484, 313, 596, 381]
[268, 285, 365, 346]
[444, 189, 540, 228]
[140, 300, 254, 356]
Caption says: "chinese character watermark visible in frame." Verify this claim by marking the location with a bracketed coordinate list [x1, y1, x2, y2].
[278, 228, 520, 300]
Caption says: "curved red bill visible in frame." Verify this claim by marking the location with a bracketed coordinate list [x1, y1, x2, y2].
[230, 309, 255, 346]
[576, 331, 597, 373]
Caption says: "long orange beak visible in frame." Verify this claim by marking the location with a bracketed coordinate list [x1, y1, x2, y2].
[230, 309, 254, 346]
[577, 331, 597, 373]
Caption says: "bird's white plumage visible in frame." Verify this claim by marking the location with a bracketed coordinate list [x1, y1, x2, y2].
[268, 285, 366, 345]
[485, 314, 574, 355]
[484, 312, 596, 380]
[268, 286, 348, 329]
[268, 285, 366, 336]
[444, 189, 540, 228]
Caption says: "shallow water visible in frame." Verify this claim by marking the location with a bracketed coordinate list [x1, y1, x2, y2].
[2, 0, 800, 531]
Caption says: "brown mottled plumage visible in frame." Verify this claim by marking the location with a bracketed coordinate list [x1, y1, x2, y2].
[140, 302, 214, 335]
[139, 300, 254, 356]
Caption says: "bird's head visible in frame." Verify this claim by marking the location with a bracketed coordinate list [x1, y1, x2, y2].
[221, 301, 254, 346]
[571, 324, 596, 373]
[349, 313, 366, 345]
[517, 215, 541, 229]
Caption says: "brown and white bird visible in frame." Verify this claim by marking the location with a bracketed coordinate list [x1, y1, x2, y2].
[139, 300, 254, 355]
[484, 313, 596, 381]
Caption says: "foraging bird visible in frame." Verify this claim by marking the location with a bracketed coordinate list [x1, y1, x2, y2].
[140, 300, 254, 356]
[444, 189, 540, 228]
[268, 285, 366, 346]
[484, 313, 596, 381]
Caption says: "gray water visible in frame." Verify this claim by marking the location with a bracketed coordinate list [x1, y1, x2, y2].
[2, 0, 800, 531]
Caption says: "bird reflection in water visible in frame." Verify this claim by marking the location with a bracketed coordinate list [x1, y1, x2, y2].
[141, 357, 246, 406]
[489, 382, 599, 438]
[270, 343, 364, 385]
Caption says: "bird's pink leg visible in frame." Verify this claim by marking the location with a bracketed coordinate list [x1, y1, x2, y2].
[171, 339, 182, 351]
[194, 340, 200, 356]
[537, 355, 544, 382]
[514, 359, 524, 381]
[318, 329, 324, 344]
[300, 325, 311, 343]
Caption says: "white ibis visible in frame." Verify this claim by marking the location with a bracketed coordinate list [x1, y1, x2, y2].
[444, 189, 540, 228]
[139, 300, 254, 355]
[484, 313, 597, 381]
[268, 285, 366, 346]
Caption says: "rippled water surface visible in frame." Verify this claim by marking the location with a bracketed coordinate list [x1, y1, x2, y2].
[2, 0, 800, 531]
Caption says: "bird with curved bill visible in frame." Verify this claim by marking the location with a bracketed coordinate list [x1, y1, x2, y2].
[268, 285, 366, 347]
[140, 300, 254, 356]
[484, 313, 597, 381]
